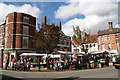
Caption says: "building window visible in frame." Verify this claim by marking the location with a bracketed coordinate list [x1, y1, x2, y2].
[0, 38, 2, 45]
[73, 49, 79, 52]
[5, 38, 7, 48]
[116, 38, 119, 42]
[23, 26, 29, 35]
[22, 37, 29, 48]
[64, 40, 66, 45]
[5, 27, 8, 36]
[115, 34, 118, 38]
[23, 16, 29, 23]
[116, 42, 119, 49]
[108, 43, 111, 50]
[61, 40, 64, 45]
[0, 27, 2, 34]
[102, 44, 104, 50]
[6, 17, 8, 24]
[93, 44, 96, 47]
[107, 36, 110, 40]
[66, 41, 69, 45]
[101, 37, 103, 41]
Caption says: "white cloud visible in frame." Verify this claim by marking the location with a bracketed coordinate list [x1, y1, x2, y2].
[0, 3, 41, 25]
[115, 24, 120, 28]
[55, 0, 118, 36]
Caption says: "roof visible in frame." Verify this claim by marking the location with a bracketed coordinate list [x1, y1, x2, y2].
[98, 28, 120, 36]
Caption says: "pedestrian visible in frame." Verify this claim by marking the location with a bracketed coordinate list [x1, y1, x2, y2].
[94, 56, 99, 68]
[100, 57, 105, 68]
[105, 55, 110, 67]
[23, 58, 27, 71]
[26, 60, 31, 71]
[112, 56, 116, 66]
[37, 57, 41, 71]
[12, 57, 17, 70]
[5, 56, 9, 70]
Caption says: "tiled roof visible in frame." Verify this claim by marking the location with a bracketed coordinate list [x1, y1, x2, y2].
[98, 28, 120, 36]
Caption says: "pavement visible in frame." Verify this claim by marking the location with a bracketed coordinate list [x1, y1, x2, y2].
[0, 66, 119, 80]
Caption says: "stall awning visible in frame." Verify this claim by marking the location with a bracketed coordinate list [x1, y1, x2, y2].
[88, 50, 110, 54]
[52, 51, 84, 55]
[20, 53, 47, 56]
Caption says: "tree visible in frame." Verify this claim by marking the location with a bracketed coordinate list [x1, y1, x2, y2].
[72, 26, 97, 54]
[35, 23, 60, 54]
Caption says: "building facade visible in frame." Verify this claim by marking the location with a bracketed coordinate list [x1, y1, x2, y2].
[0, 12, 36, 67]
[98, 22, 120, 54]
[57, 31, 71, 52]
[72, 35, 98, 53]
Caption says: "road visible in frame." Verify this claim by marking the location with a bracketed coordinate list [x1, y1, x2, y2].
[0, 66, 119, 80]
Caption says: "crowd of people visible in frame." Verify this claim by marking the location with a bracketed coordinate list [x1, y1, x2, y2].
[4, 54, 117, 71]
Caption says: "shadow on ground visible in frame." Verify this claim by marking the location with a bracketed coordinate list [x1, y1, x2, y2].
[1, 75, 119, 80]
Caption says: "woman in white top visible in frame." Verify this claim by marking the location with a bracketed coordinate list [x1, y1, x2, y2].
[112, 56, 116, 66]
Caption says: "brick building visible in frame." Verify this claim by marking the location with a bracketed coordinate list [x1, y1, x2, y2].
[98, 22, 120, 55]
[0, 12, 36, 67]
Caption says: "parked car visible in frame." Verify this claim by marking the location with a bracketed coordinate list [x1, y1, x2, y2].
[114, 58, 120, 69]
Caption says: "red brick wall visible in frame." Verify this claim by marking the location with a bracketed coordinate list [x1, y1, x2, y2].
[98, 33, 120, 51]
[5, 12, 36, 49]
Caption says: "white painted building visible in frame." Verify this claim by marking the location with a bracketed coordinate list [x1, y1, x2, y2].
[72, 42, 98, 53]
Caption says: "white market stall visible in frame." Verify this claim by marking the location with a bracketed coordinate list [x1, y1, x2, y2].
[20, 53, 48, 70]
[52, 51, 84, 59]
[20, 53, 47, 56]
[20, 53, 47, 60]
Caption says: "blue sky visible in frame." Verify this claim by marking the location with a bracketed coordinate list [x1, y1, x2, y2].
[2, 2, 86, 32]
[0, 1, 119, 36]
[4, 2, 67, 25]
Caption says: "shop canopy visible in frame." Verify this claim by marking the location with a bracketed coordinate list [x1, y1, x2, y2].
[20, 53, 47, 56]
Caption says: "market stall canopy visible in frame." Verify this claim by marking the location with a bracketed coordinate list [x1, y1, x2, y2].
[52, 51, 85, 55]
[109, 50, 119, 55]
[88, 50, 110, 55]
[20, 53, 47, 56]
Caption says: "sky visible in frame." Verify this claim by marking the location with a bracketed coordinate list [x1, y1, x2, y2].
[0, 0, 119, 36]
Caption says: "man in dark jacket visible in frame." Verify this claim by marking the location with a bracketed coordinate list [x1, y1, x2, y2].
[105, 55, 110, 67]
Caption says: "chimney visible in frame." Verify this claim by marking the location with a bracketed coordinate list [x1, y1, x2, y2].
[57, 21, 61, 30]
[108, 22, 113, 30]
[42, 16, 46, 26]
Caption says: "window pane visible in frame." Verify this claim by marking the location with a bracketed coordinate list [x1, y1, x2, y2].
[0, 39, 2, 45]
[22, 37, 28, 48]
[23, 26, 29, 35]
[6, 17, 8, 24]
[23, 16, 29, 23]
[5, 27, 8, 36]
[0, 27, 2, 34]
